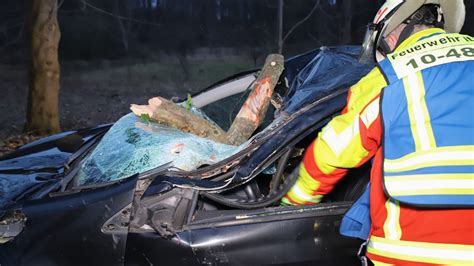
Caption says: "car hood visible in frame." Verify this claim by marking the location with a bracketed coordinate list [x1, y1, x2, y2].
[0, 125, 110, 208]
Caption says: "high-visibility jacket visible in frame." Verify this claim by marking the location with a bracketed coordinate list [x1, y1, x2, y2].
[378, 32, 474, 208]
[282, 28, 474, 265]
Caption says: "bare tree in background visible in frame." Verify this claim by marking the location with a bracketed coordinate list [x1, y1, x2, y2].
[25, 0, 61, 135]
[342, 0, 352, 44]
[114, 0, 133, 54]
[277, 0, 283, 53]
[277, 0, 321, 54]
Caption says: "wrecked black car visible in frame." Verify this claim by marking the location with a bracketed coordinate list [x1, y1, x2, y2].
[0, 46, 372, 265]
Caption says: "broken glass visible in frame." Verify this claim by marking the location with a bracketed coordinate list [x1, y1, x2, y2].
[76, 112, 243, 186]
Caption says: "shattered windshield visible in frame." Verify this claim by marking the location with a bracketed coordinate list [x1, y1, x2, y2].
[75, 111, 244, 186]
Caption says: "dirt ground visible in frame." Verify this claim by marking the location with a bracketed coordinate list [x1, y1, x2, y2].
[0, 56, 254, 156]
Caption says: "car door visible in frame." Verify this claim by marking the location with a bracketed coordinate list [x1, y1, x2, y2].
[185, 202, 362, 265]
[123, 183, 362, 265]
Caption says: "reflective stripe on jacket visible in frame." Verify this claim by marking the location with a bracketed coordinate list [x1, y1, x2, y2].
[378, 32, 474, 207]
[283, 28, 474, 265]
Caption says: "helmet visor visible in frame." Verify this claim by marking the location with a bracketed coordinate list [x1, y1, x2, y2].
[359, 23, 378, 64]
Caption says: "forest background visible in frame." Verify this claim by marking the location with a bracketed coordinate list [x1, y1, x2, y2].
[1, 0, 473, 154]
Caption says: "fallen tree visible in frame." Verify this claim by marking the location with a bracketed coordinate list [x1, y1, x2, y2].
[130, 54, 284, 145]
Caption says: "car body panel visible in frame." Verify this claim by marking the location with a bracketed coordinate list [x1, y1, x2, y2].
[0, 125, 111, 208]
[185, 210, 360, 265]
[0, 175, 137, 265]
[125, 201, 361, 265]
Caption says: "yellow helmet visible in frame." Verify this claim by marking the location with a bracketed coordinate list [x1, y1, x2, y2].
[359, 0, 466, 63]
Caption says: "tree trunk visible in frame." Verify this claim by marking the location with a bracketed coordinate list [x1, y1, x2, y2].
[226, 54, 284, 145]
[115, 0, 131, 54]
[26, 0, 61, 135]
[277, 0, 284, 54]
[342, 0, 352, 44]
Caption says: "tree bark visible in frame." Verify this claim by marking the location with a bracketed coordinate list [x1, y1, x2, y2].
[226, 54, 284, 145]
[26, 0, 61, 135]
[149, 97, 228, 144]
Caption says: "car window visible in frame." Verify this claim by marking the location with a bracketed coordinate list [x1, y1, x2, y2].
[191, 72, 256, 109]
[200, 90, 251, 131]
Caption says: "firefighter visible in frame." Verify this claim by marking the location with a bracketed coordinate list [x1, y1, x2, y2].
[282, 0, 474, 265]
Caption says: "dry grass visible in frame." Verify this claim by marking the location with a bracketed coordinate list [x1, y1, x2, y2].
[0, 134, 41, 158]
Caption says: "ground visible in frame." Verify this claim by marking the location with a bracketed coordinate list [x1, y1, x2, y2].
[0, 55, 254, 157]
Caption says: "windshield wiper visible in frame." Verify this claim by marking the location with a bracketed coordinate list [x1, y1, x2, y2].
[63, 131, 106, 172]
[29, 132, 106, 200]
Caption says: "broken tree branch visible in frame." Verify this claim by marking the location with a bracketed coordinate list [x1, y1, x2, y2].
[283, 0, 320, 43]
[130, 54, 285, 146]
[226, 54, 284, 145]
[146, 97, 228, 143]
